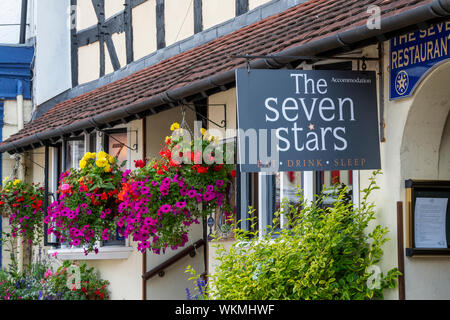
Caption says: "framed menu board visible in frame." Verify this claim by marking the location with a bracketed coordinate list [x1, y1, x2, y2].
[405, 180, 450, 257]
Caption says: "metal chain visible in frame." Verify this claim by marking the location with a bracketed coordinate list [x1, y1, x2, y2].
[12, 154, 21, 178]
[180, 105, 194, 137]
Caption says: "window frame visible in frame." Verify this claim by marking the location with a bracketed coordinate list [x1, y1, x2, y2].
[101, 128, 128, 247]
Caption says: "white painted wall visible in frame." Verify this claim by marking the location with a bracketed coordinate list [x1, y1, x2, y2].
[165, 0, 194, 47]
[33, 0, 72, 105]
[132, 0, 157, 61]
[202, 0, 235, 30]
[249, 0, 272, 11]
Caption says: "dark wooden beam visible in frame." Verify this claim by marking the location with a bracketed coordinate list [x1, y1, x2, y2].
[194, 0, 203, 34]
[235, 0, 248, 16]
[91, 0, 106, 77]
[92, 0, 121, 72]
[124, 0, 134, 64]
[71, 0, 79, 87]
[156, 0, 165, 49]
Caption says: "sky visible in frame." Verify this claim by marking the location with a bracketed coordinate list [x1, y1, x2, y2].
[0, 0, 25, 44]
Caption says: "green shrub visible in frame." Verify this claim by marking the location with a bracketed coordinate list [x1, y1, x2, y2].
[187, 170, 401, 300]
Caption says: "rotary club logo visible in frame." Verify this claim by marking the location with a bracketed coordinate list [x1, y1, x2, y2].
[395, 70, 409, 96]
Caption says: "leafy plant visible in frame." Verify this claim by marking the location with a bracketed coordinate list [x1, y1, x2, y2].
[0, 247, 110, 300]
[0, 178, 45, 245]
[187, 170, 401, 300]
[48, 261, 110, 300]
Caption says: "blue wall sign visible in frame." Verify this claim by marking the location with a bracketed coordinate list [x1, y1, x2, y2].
[390, 22, 450, 100]
[236, 69, 381, 173]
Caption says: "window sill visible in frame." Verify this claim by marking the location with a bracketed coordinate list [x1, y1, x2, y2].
[48, 246, 133, 261]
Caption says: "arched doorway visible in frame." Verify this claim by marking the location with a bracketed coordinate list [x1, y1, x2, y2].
[401, 61, 450, 181]
[400, 60, 450, 299]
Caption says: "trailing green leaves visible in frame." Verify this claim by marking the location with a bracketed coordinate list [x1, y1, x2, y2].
[187, 170, 401, 300]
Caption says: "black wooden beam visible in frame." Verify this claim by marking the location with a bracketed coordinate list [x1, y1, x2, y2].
[236, 0, 249, 16]
[194, 0, 203, 34]
[92, 0, 121, 72]
[124, 0, 134, 64]
[91, 0, 105, 77]
[156, 0, 165, 50]
[74, 0, 150, 72]
[71, 0, 79, 87]
[131, 0, 147, 8]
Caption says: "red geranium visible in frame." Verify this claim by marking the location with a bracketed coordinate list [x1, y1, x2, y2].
[134, 159, 146, 168]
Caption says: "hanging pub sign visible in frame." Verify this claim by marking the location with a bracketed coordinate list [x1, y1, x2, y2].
[235, 69, 381, 173]
[390, 22, 450, 100]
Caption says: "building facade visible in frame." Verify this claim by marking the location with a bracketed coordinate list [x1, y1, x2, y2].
[0, 0, 34, 270]
[0, 0, 449, 300]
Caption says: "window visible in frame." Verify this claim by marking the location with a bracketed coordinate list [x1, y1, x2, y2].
[88, 132, 97, 153]
[311, 61, 359, 208]
[58, 138, 86, 249]
[102, 129, 128, 246]
[64, 138, 85, 170]
[104, 129, 128, 170]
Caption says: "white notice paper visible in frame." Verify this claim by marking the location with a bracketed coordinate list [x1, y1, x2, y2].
[414, 197, 448, 248]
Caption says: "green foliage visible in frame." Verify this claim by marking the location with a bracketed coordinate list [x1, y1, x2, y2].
[0, 248, 110, 300]
[0, 178, 45, 245]
[187, 170, 401, 300]
[48, 260, 110, 300]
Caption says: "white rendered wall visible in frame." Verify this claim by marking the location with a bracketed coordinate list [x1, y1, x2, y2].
[33, 0, 72, 105]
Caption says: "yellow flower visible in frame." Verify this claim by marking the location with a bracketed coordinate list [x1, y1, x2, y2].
[79, 159, 88, 169]
[165, 136, 171, 142]
[96, 157, 108, 168]
[2, 177, 9, 185]
[83, 152, 96, 160]
[107, 155, 115, 164]
[201, 128, 207, 135]
[104, 164, 111, 173]
[170, 122, 180, 131]
[13, 179, 20, 186]
[98, 151, 108, 159]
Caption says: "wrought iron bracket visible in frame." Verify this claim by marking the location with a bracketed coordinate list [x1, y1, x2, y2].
[98, 128, 139, 152]
[181, 103, 227, 129]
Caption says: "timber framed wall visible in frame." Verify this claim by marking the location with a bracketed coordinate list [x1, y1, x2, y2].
[71, 0, 275, 86]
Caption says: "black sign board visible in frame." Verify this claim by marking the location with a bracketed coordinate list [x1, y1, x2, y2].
[235, 69, 381, 173]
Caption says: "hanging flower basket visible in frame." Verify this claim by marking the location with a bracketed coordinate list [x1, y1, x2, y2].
[118, 124, 234, 254]
[0, 178, 45, 245]
[45, 151, 124, 254]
